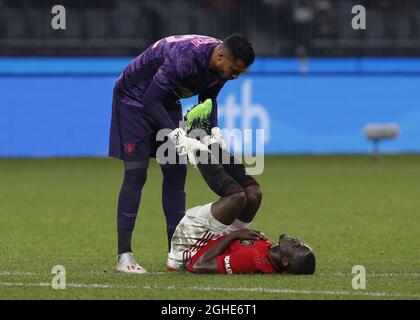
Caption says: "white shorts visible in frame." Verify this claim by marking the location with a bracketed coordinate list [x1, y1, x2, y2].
[168, 203, 221, 269]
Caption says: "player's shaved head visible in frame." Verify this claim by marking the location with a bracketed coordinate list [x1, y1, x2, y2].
[288, 247, 316, 275]
[268, 234, 316, 275]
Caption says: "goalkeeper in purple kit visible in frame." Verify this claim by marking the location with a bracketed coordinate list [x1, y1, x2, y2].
[108, 34, 257, 273]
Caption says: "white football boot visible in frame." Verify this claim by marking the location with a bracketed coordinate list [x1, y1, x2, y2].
[116, 252, 147, 274]
[166, 253, 183, 272]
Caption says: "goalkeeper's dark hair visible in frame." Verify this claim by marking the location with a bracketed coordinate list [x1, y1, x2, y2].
[223, 34, 255, 67]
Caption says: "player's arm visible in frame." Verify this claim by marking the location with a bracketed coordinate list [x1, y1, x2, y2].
[146, 60, 209, 164]
[190, 229, 266, 274]
[143, 81, 208, 166]
[145, 55, 196, 131]
[198, 82, 225, 129]
[142, 81, 177, 130]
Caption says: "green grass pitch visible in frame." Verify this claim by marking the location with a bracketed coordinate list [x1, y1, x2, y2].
[0, 155, 419, 299]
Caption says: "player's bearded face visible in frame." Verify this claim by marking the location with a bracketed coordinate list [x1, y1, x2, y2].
[217, 54, 248, 80]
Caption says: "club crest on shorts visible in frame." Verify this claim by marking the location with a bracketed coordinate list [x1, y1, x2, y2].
[240, 240, 255, 246]
[124, 142, 136, 156]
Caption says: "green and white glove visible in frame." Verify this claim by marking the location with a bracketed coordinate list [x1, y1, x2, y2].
[209, 127, 226, 149]
[185, 99, 226, 149]
[168, 128, 209, 167]
[184, 98, 213, 135]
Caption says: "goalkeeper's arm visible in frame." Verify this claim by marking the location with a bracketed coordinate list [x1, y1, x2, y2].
[198, 82, 224, 129]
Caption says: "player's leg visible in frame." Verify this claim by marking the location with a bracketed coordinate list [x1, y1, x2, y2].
[191, 146, 261, 233]
[116, 159, 149, 273]
[196, 152, 248, 225]
[167, 150, 247, 269]
[183, 101, 262, 228]
[241, 184, 263, 222]
[117, 159, 149, 254]
[167, 169, 246, 270]
[155, 102, 188, 251]
[160, 163, 186, 251]
[209, 144, 263, 230]
[109, 93, 154, 274]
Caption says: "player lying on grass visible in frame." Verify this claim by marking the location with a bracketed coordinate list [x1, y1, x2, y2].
[166, 101, 316, 275]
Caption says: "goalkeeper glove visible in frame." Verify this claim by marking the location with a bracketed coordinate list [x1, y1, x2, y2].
[185, 98, 213, 135]
[201, 127, 227, 149]
[184, 99, 226, 149]
[168, 128, 209, 167]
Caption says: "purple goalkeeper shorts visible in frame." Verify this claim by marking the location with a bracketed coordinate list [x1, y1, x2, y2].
[108, 88, 182, 161]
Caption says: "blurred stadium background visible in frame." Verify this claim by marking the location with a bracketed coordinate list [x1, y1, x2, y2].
[1, 0, 420, 56]
[1, 0, 420, 156]
[1, 0, 420, 300]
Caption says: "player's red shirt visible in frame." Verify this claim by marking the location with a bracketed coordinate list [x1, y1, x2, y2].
[186, 236, 278, 274]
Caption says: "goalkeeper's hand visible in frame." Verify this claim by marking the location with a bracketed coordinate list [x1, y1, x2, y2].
[183, 99, 226, 149]
[210, 127, 226, 149]
[168, 128, 209, 167]
[201, 127, 227, 149]
[185, 99, 213, 134]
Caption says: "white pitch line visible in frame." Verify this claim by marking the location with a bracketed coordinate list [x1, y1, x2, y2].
[0, 282, 51, 287]
[318, 272, 420, 277]
[1, 271, 420, 277]
[0, 272, 39, 276]
[0, 281, 418, 299]
[188, 286, 420, 298]
[0, 271, 167, 276]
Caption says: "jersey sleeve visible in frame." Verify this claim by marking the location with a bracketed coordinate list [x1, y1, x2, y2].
[216, 247, 259, 274]
[186, 236, 224, 272]
[141, 81, 178, 130]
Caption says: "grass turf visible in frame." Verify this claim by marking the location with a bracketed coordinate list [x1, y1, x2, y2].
[0, 155, 419, 299]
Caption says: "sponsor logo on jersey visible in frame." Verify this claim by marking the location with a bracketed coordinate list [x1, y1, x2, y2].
[224, 255, 233, 274]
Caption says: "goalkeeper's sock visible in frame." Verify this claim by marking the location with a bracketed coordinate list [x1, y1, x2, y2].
[161, 163, 186, 252]
[118, 229, 133, 255]
[117, 163, 147, 254]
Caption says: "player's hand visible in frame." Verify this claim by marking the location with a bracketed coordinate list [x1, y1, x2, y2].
[185, 138, 210, 167]
[210, 127, 226, 149]
[201, 127, 227, 149]
[251, 229, 267, 241]
[168, 128, 209, 167]
[185, 99, 213, 134]
[229, 229, 267, 241]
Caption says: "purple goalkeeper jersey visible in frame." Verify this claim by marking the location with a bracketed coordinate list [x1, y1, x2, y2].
[115, 35, 226, 128]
